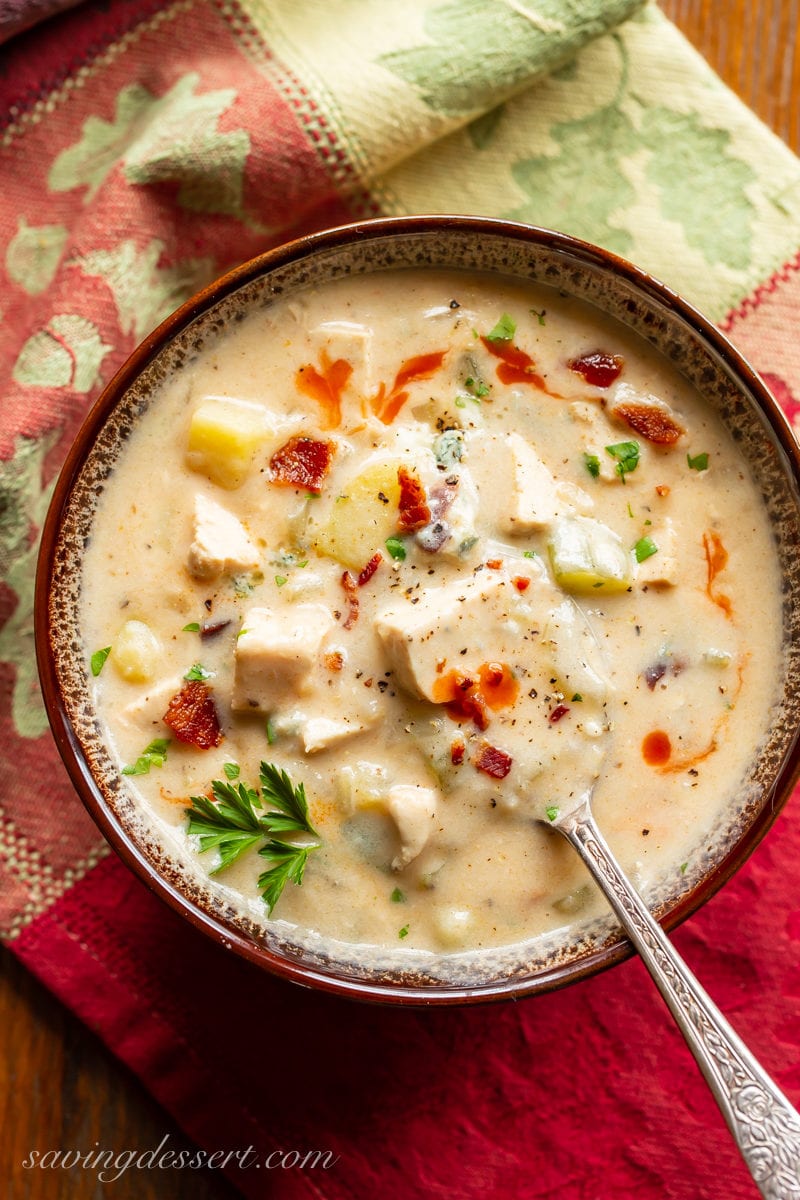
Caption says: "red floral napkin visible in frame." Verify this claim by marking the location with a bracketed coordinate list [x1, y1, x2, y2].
[3, 0, 800, 1195]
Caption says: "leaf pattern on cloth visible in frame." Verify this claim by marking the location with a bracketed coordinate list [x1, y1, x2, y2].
[639, 106, 757, 271]
[507, 104, 638, 254]
[0, 433, 59, 739]
[12, 315, 112, 392]
[6, 219, 68, 296]
[49, 73, 251, 218]
[376, 0, 644, 116]
[74, 239, 214, 342]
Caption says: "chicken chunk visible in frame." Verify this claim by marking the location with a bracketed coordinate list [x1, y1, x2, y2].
[636, 518, 678, 587]
[499, 432, 561, 533]
[187, 494, 260, 581]
[232, 605, 334, 712]
[386, 784, 438, 870]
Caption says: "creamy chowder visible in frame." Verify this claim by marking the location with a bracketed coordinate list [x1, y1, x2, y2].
[80, 269, 782, 956]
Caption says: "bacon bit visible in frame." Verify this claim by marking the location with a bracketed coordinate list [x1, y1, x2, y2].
[397, 466, 431, 531]
[357, 552, 382, 587]
[341, 571, 359, 630]
[549, 704, 570, 723]
[481, 336, 561, 396]
[450, 740, 465, 766]
[655, 484, 670, 497]
[371, 351, 448, 424]
[644, 661, 667, 690]
[642, 729, 671, 766]
[703, 530, 732, 617]
[486, 558, 502, 570]
[296, 350, 352, 429]
[474, 742, 513, 780]
[513, 575, 530, 592]
[568, 351, 624, 388]
[613, 402, 684, 445]
[324, 651, 344, 672]
[200, 619, 231, 639]
[163, 681, 223, 749]
[270, 435, 335, 494]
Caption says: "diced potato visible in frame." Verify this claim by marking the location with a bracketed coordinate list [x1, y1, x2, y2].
[112, 620, 161, 683]
[335, 762, 390, 813]
[311, 462, 401, 569]
[186, 398, 270, 489]
[432, 906, 475, 948]
[548, 516, 632, 594]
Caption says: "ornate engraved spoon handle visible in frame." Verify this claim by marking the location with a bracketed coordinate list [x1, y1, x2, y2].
[555, 796, 800, 1199]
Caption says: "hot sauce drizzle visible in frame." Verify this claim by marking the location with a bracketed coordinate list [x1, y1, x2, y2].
[703, 530, 732, 617]
[481, 336, 561, 396]
[371, 351, 448, 424]
[296, 350, 352, 429]
[433, 662, 519, 731]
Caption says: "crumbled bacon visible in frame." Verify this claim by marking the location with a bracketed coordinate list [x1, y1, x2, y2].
[341, 570, 359, 629]
[325, 650, 344, 672]
[513, 576, 530, 592]
[451, 740, 465, 766]
[474, 742, 513, 779]
[568, 351, 624, 388]
[397, 467, 431, 531]
[613, 402, 684, 445]
[163, 681, 223, 749]
[270, 436, 335, 494]
[549, 704, 570, 723]
[655, 485, 670, 497]
[357, 552, 382, 587]
[486, 558, 502, 570]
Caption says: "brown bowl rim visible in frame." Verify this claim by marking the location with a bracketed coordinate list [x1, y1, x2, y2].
[35, 214, 800, 1006]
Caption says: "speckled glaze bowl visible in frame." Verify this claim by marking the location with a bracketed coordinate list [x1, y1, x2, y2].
[35, 216, 800, 1004]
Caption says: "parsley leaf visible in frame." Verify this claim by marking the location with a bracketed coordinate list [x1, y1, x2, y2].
[184, 662, 213, 681]
[90, 646, 112, 677]
[583, 452, 600, 479]
[634, 536, 658, 563]
[258, 842, 316, 912]
[398, 925, 410, 939]
[182, 622, 201, 633]
[391, 887, 406, 903]
[605, 440, 640, 483]
[687, 451, 709, 471]
[545, 805, 560, 822]
[385, 535, 407, 561]
[464, 375, 490, 398]
[530, 308, 546, 326]
[486, 313, 516, 342]
[185, 762, 321, 911]
[122, 737, 171, 776]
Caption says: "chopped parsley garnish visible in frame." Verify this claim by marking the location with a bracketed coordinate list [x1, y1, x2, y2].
[530, 308, 546, 326]
[627, 503, 634, 519]
[182, 622, 201, 633]
[605, 440, 640, 483]
[184, 662, 213, 682]
[266, 717, 277, 745]
[122, 737, 171, 776]
[464, 375, 490, 399]
[583, 452, 600, 479]
[634, 536, 658, 563]
[571, 693, 583, 702]
[680, 862, 688, 874]
[486, 312, 516, 343]
[545, 805, 560, 822]
[275, 574, 288, 587]
[185, 762, 320, 913]
[398, 925, 410, 939]
[223, 762, 240, 780]
[687, 451, 709, 471]
[454, 397, 467, 408]
[90, 646, 112, 677]
[391, 887, 406, 903]
[522, 549, 538, 559]
[385, 536, 407, 561]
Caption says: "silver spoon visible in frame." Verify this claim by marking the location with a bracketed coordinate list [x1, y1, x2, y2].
[548, 790, 800, 1198]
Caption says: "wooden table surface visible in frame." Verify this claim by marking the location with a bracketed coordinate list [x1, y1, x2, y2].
[2, 3, 799, 1197]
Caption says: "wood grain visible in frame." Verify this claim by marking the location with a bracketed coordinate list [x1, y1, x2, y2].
[3, 4, 799, 1198]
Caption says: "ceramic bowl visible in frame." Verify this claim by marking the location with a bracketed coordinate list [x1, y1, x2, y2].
[35, 215, 800, 1004]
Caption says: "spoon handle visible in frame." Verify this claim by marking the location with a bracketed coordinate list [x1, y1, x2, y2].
[556, 797, 800, 1199]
